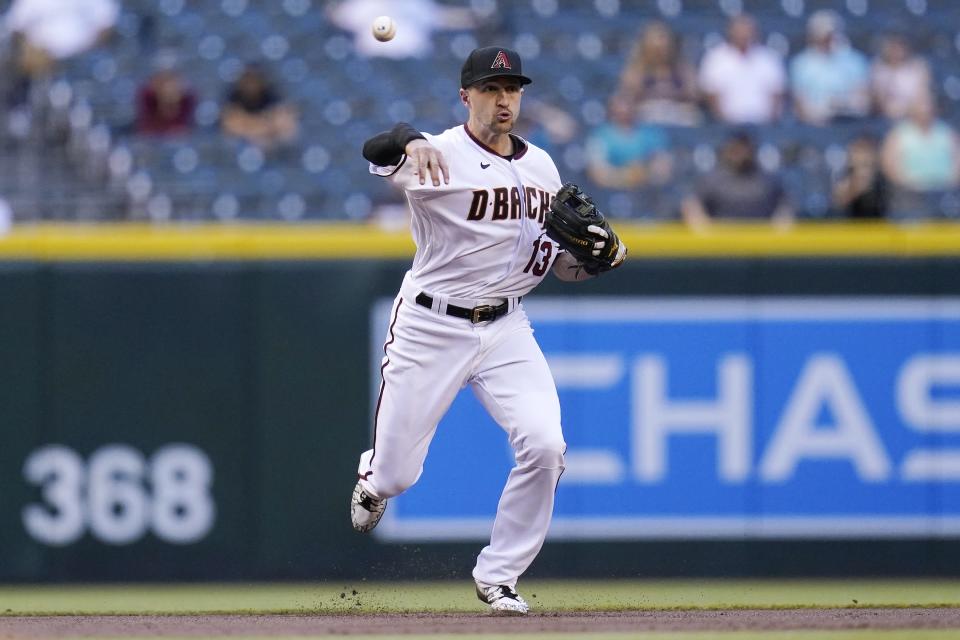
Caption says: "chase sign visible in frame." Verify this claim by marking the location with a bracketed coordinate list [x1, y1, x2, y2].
[371, 297, 960, 541]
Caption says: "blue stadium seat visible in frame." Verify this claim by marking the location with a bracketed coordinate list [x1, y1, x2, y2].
[7, 0, 956, 221]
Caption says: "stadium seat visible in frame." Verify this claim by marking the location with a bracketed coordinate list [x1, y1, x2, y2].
[3, 0, 957, 222]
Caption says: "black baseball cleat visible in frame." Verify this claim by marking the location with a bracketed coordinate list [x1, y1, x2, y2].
[476, 582, 529, 615]
[350, 481, 387, 533]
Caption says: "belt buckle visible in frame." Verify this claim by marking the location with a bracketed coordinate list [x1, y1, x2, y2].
[471, 304, 494, 323]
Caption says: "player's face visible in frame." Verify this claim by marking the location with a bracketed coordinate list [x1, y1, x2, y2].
[463, 77, 523, 136]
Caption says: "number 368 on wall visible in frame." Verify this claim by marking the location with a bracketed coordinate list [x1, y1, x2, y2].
[22, 444, 215, 546]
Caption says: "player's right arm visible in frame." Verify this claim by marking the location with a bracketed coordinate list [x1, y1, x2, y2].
[363, 123, 449, 187]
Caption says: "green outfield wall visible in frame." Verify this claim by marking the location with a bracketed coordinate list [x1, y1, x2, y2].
[2, 223, 960, 581]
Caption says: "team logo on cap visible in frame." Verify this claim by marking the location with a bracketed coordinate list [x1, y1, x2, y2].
[490, 50, 512, 70]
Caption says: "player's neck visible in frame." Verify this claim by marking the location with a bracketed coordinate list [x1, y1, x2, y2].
[465, 120, 514, 157]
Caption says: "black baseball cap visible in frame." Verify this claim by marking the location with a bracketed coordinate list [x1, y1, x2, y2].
[460, 46, 532, 89]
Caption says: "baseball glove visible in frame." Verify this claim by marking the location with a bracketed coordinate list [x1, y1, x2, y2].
[545, 183, 627, 275]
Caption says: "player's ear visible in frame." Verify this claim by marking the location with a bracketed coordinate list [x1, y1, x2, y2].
[459, 88, 469, 108]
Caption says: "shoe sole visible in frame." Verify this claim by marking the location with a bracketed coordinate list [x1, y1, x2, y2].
[489, 607, 528, 616]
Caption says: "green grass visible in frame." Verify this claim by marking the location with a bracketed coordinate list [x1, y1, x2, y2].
[1, 579, 959, 615]
[344, 635, 960, 640]
[37, 634, 960, 640]
[3, 582, 960, 640]
[19, 633, 960, 640]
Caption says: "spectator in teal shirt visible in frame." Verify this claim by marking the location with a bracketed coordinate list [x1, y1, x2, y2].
[882, 96, 960, 193]
[585, 94, 672, 190]
[790, 10, 870, 125]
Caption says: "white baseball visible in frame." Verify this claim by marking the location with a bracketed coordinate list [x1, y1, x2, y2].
[371, 15, 396, 42]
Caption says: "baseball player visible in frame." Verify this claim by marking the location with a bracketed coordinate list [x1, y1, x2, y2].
[350, 46, 626, 615]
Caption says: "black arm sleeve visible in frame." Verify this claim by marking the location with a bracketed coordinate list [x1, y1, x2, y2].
[362, 122, 426, 167]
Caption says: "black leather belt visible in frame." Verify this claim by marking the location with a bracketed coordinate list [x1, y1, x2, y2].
[415, 292, 513, 324]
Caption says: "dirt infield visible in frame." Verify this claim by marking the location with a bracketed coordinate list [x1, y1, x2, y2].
[1, 608, 959, 637]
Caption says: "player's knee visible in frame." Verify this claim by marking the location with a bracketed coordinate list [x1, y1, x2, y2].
[516, 432, 566, 470]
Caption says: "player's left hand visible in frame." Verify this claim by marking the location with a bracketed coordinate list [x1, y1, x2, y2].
[405, 139, 450, 187]
[545, 183, 627, 275]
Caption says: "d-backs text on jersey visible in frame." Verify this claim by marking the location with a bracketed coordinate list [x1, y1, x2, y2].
[466, 187, 556, 224]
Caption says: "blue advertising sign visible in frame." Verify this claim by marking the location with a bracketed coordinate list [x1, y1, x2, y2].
[370, 298, 960, 541]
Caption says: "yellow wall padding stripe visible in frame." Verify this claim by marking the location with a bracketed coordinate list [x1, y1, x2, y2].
[0, 222, 959, 261]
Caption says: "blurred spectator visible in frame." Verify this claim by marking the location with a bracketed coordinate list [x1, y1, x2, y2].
[871, 34, 932, 121]
[881, 97, 960, 193]
[0, 197, 11, 236]
[4, 0, 118, 106]
[698, 14, 785, 124]
[790, 10, 870, 125]
[136, 54, 196, 137]
[221, 64, 299, 150]
[681, 131, 793, 228]
[515, 99, 578, 157]
[585, 94, 671, 190]
[618, 21, 701, 126]
[327, 0, 475, 59]
[832, 136, 889, 219]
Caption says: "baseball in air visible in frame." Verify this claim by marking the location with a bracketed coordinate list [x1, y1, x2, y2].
[371, 16, 396, 42]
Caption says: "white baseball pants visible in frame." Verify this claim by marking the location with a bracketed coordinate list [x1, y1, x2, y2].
[357, 276, 566, 587]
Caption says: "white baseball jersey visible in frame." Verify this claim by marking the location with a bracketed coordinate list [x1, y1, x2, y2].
[371, 124, 562, 299]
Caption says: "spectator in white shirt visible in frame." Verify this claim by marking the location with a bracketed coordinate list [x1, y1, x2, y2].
[871, 33, 932, 121]
[698, 14, 786, 124]
[5, 0, 117, 71]
[4, 0, 118, 106]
